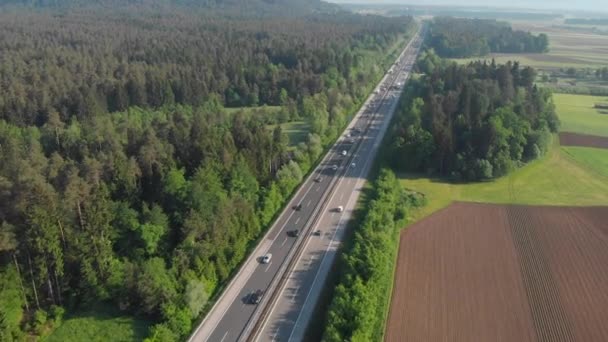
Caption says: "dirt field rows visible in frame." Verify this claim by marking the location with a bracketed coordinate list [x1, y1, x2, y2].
[386, 202, 608, 342]
[560, 132, 608, 149]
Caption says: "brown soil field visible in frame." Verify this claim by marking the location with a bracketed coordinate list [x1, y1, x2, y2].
[386, 202, 608, 342]
[560, 132, 608, 149]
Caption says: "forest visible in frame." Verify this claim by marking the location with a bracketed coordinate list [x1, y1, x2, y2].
[0, 2, 415, 340]
[427, 17, 549, 58]
[389, 50, 559, 181]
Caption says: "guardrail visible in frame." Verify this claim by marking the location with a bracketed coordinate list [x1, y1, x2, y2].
[242, 29, 424, 342]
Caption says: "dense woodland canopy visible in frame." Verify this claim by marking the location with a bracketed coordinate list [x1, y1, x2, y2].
[390, 50, 559, 181]
[0, 6, 406, 126]
[0, 2, 415, 340]
[427, 17, 549, 58]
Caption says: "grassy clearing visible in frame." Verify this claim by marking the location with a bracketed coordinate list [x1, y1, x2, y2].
[554, 93, 608, 137]
[562, 146, 608, 179]
[399, 139, 608, 222]
[43, 306, 150, 342]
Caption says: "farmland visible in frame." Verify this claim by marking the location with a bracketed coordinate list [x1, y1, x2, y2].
[562, 147, 608, 179]
[559, 132, 608, 149]
[554, 93, 608, 137]
[386, 202, 608, 342]
[452, 22, 608, 69]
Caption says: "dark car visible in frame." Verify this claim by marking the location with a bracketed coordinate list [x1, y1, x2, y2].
[250, 289, 264, 304]
[293, 203, 302, 211]
[313, 230, 321, 236]
[287, 229, 300, 237]
[314, 176, 323, 183]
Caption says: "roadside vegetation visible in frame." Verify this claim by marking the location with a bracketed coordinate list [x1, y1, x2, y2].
[322, 169, 425, 342]
[0, 1, 416, 340]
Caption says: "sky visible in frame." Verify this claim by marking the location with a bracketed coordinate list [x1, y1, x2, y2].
[327, 0, 607, 13]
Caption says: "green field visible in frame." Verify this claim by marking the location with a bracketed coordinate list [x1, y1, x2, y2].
[562, 146, 608, 179]
[400, 140, 608, 221]
[44, 307, 150, 342]
[554, 93, 608, 137]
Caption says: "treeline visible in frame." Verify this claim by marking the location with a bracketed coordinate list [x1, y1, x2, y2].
[390, 50, 559, 181]
[565, 18, 608, 25]
[322, 169, 424, 342]
[0, 6, 416, 340]
[427, 17, 549, 58]
[0, 8, 408, 126]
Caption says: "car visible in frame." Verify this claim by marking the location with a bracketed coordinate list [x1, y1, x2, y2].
[313, 230, 322, 236]
[336, 206, 344, 213]
[293, 203, 302, 211]
[351, 162, 356, 168]
[250, 289, 264, 304]
[261, 253, 272, 264]
[341, 150, 347, 156]
[287, 229, 299, 237]
[314, 176, 323, 183]
[332, 165, 338, 171]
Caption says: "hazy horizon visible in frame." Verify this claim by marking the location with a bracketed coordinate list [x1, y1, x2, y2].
[328, 0, 608, 14]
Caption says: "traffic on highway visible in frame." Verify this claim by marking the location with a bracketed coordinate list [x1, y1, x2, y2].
[189, 25, 424, 342]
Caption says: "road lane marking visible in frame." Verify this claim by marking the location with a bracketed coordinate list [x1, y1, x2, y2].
[291, 286, 300, 303]
[220, 331, 229, 342]
[306, 199, 311, 207]
[339, 193, 344, 201]
[281, 237, 288, 247]
[264, 262, 273, 273]
[295, 217, 300, 225]
[316, 186, 320, 192]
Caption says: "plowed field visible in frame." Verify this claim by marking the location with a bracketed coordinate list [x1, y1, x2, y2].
[560, 132, 608, 149]
[386, 202, 608, 342]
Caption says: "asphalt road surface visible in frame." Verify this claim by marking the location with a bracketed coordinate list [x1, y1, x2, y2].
[188, 26, 424, 342]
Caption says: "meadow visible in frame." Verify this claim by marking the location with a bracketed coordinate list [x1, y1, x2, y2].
[399, 138, 608, 221]
[553, 93, 608, 137]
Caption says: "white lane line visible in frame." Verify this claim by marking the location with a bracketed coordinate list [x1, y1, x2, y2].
[271, 329, 280, 342]
[280, 237, 288, 247]
[306, 199, 312, 207]
[264, 262, 273, 273]
[291, 286, 300, 303]
[339, 193, 344, 201]
[220, 331, 229, 342]
[316, 186, 320, 192]
[295, 217, 301, 225]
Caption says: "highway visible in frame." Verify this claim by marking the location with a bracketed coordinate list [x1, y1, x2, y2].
[188, 25, 424, 342]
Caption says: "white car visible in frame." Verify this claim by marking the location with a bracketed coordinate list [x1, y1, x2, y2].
[351, 162, 356, 168]
[261, 253, 272, 264]
[332, 165, 338, 171]
[337, 206, 344, 213]
[341, 150, 347, 156]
